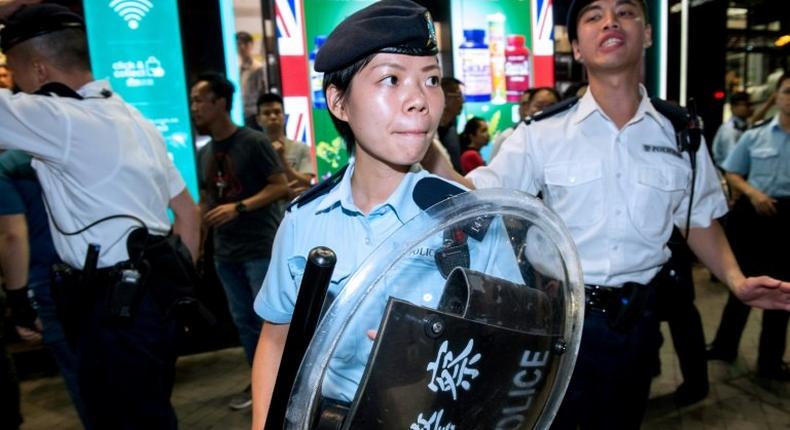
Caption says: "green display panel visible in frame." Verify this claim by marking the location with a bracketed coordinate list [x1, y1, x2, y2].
[304, 0, 378, 179]
[83, 0, 198, 200]
[451, 0, 534, 162]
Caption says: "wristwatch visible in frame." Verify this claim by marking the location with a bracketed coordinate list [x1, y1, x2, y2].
[235, 201, 247, 214]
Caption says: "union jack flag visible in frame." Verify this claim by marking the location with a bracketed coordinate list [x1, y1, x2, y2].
[276, 0, 315, 166]
[531, 0, 555, 87]
[275, 0, 305, 56]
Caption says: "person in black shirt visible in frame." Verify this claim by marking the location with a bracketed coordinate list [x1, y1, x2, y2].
[191, 73, 289, 410]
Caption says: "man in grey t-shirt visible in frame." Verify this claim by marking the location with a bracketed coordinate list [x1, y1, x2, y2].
[257, 92, 315, 198]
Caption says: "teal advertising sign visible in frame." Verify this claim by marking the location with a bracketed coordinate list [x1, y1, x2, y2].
[83, 0, 198, 200]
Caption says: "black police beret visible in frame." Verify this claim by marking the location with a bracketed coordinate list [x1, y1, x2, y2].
[314, 0, 438, 73]
[566, 0, 648, 42]
[0, 4, 85, 52]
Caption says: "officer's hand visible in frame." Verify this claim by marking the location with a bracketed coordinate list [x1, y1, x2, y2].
[15, 318, 43, 343]
[203, 203, 239, 227]
[748, 191, 777, 216]
[733, 276, 790, 311]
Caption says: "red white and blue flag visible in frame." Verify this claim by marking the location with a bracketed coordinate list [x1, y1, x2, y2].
[275, 0, 314, 152]
[531, 0, 555, 87]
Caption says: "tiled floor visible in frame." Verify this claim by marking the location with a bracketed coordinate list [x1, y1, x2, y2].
[18, 266, 790, 429]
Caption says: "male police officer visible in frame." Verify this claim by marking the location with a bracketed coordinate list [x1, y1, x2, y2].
[423, 0, 790, 428]
[0, 4, 200, 428]
[712, 91, 753, 167]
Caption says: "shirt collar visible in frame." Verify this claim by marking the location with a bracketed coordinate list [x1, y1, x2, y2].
[571, 84, 657, 127]
[76, 80, 112, 99]
[570, 87, 598, 125]
[313, 159, 424, 224]
[731, 115, 747, 128]
[768, 115, 782, 132]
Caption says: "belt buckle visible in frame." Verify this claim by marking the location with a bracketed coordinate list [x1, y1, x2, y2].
[585, 285, 610, 312]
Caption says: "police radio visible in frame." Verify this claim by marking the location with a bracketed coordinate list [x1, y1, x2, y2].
[682, 98, 702, 238]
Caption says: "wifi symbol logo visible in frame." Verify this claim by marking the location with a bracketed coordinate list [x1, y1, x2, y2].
[109, 0, 154, 30]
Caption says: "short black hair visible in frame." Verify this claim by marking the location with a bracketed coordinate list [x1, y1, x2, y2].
[236, 31, 253, 45]
[531, 87, 561, 102]
[459, 116, 486, 152]
[322, 53, 376, 154]
[194, 72, 235, 112]
[257, 92, 284, 111]
[567, 0, 649, 42]
[729, 91, 750, 105]
[22, 28, 91, 72]
[441, 76, 463, 94]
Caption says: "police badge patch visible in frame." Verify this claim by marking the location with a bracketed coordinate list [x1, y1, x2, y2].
[424, 11, 437, 49]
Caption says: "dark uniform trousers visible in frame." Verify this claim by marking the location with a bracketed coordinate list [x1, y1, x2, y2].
[710, 197, 790, 370]
[551, 285, 659, 430]
[63, 232, 197, 430]
[658, 231, 708, 389]
[0, 292, 23, 430]
[77, 286, 179, 430]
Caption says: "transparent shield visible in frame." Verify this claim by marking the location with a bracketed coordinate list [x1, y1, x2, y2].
[285, 189, 584, 429]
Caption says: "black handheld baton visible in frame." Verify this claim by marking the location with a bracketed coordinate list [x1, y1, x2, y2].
[265, 246, 337, 430]
[83, 243, 100, 280]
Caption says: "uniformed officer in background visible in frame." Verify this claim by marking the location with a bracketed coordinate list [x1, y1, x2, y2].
[0, 4, 200, 429]
[423, 0, 790, 428]
[707, 72, 790, 380]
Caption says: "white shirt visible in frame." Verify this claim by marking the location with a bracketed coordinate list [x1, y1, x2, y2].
[0, 81, 185, 268]
[489, 126, 516, 161]
[468, 86, 728, 286]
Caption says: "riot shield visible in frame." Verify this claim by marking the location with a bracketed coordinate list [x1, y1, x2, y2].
[284, 188, 583, 429]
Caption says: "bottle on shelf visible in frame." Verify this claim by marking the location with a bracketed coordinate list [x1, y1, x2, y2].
[505, 34, 530, 103]
[459, 29, 491, 103]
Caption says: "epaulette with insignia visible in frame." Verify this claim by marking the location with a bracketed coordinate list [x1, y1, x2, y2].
[750, 118, 771, 129]
[523, 96, 580, 126]
[287, 164, 348, 212]
[650, 98, 689, 133]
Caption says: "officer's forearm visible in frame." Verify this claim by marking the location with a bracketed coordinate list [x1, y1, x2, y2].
[252, 322, 290, 430]
[243, 173, 290, 211]
[422, 140, 475, 189]
[170, 189, 200, 262]
[725, 172, 762, 200]
[0, 214, 30, 289]
[687, 221, 745, 292]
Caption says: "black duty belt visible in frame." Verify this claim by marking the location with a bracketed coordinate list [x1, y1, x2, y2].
[584, 284, 641, 313]
[584, 281, 657, 332]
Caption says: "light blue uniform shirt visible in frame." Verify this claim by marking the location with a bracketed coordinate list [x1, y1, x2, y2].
[722, 115, 790, 198]
[712, 116, 748, 167]
[255, 160, 521, 402]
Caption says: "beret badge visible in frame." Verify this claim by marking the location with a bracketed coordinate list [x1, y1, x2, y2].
[424, 11, 437, 49]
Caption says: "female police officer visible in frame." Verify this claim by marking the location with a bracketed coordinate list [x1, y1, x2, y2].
[251, 1, 452, 427]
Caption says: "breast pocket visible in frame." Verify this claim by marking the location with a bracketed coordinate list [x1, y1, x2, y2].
[544, 162, 604, 228]
[629, 166, 689, 239]
[749, 147, 780, 181]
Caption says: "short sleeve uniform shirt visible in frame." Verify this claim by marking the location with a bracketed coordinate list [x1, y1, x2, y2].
[468, 86, 728, 286]
[255, 160, 521, 402]
[722, 115, 790, 198]
[0, 81, 186, 268]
